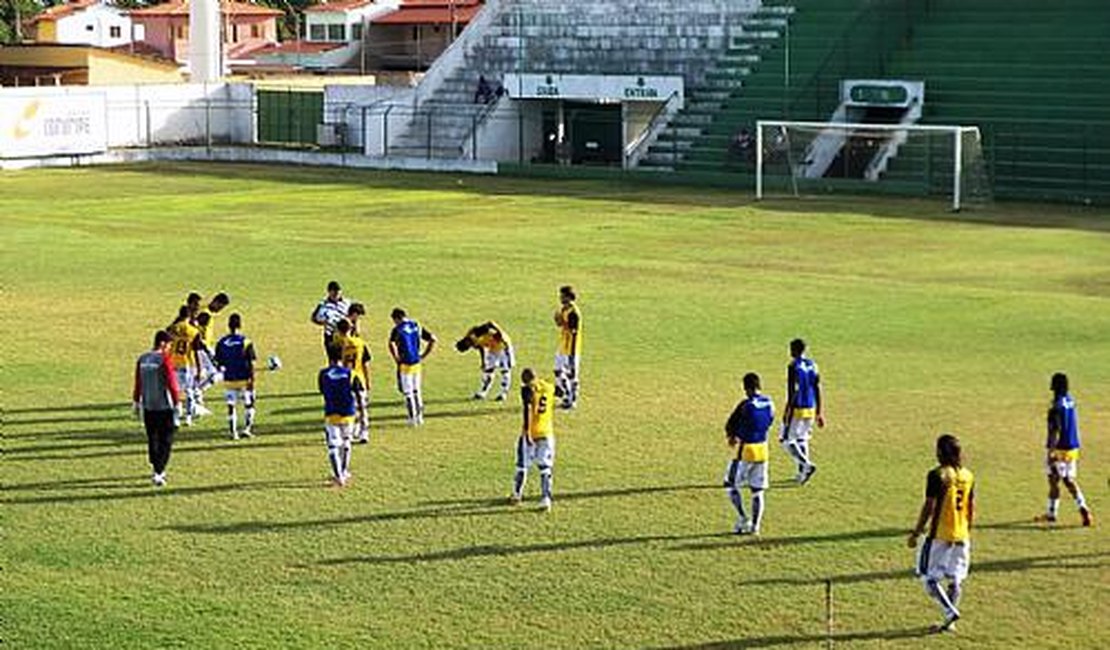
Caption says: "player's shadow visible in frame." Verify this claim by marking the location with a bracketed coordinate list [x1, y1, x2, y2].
[1, 475, 139, 493]
[5, 413, 128, 427]
[651, 626, 934, 649]
[670, 526, 907, 552]
[733, 550, 1110, 588]
[2, 479, 318, 506]
[8, 435, 322, 464]
[270, 396, 481, 416]
[316, 532, 722, 567]
[420, 483, 720, 509]
[5, 401, 131, 415]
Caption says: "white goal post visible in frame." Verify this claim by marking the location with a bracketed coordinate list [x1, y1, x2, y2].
[755, 120, 986, 211]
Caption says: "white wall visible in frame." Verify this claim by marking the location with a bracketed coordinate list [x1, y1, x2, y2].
[0, 83, 254, 157]
[55, 4, 133, 48]
[325, 84, 413, 149]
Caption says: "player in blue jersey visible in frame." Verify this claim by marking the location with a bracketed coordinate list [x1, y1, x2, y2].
[214, 313, 257, 440]
[388, 307, 437, 427]
[724, 372, 775, 535]
[782, 338, 823, 485]
[319, 346, 357, 487]
[1036, 373, 1093, 526]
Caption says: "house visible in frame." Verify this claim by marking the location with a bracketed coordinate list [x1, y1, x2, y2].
[253, 0, 399, 70]
[365, 0, 483, 70]
[0, 43, 184, 86]
[128, 0, 282, 66]
[30, 0, 137, 49]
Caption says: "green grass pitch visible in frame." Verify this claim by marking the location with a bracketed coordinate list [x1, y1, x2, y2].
[2, 163, 1108, 649]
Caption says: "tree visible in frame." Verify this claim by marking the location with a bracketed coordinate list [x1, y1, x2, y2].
[1, 0, 45, 44]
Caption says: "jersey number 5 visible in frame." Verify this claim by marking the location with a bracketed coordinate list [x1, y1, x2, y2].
[537, 396, 548, 414]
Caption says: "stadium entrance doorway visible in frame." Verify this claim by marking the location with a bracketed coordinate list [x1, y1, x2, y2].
[502, 73, 683, 168]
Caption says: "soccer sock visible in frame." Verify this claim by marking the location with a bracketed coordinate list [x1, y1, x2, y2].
[404, 394, 417, 422]
[499, 369, 511, 395]
[477, 371, 493, 396]
[539, 468, 552, 500]
[799, 440, 811, 464]
[327, 446, 343, 480]
[727, 486, 746, 519]
[1074, 489, 1087, 511]
[946, 580, 962, 608]
[554, 370, 567, 400]
[415, 390, 424, 419]
[227, 411, 237, 435]
[1048, 498, 1060, 518]
[750, 490, 765, 531]
[570, 378, 579, 405]
[513, 469, 527, 497]
[340, 440, 352, 476]
[924, 579, 959, 619]
[783, 439, 810, 470]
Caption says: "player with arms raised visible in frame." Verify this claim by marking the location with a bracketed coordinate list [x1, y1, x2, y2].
[908, 434, 975, 634]
[510, 368, 562, 511]
[723, 372, 774, 536]
[214, 313, 257, 440]
[1036, 372, 1094, 526]
[455, 321, 515, 401]
[553, 285, 582, 409]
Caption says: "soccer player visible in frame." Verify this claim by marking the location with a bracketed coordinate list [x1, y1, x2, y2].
[347, 302, 367, 335]
[511, 368, 561, 511]
[167, 305, 202, 426]
[335, 317, 372, 444]
[196, 292, 231, 395]
[907, 434, 975, 634]
[455, 320, 515, 401]
[723, 372, 774, 536]
[311, 280, 351, 356]
[133, 330, 182, 487]
[781, 338, 823, 485]
[1036, 373, 1094, 526]
[388, 307, 436, 427]
[553, 285, 582, 409]
[185, 291, 203, 322]
[318, 346, 356, 487]
[214, 313, 257, 440]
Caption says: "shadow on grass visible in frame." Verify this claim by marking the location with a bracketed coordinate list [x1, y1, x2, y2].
[734, 551, 1110, 588]
[651, 626, 934, 649]
[672, 527, 907, 552]
[270, 396, 480, 416]
[420, 483, 720, 509]
[3, 478, 318, 506]
[4, 391, 319, 417]
[1, 475, 139, 493]
[5, 413, 128, 427]
[317, 532, 722, 567]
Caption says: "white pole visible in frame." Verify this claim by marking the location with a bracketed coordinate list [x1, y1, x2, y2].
[756, 121, 764, 200]
[952, 128, 963, 212]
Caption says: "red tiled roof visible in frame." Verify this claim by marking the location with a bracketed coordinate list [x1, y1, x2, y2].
[374, 2, 482, 25]
[251, 40, 349, 55]
[303, 0, 376, 14]
[31, 0, 99, 23]
[130, 1, 282, 17]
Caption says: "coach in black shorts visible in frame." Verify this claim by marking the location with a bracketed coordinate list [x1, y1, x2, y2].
[133, 330, 182, 487]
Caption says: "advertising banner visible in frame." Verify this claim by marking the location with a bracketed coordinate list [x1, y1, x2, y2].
[0, 93, 108, 158]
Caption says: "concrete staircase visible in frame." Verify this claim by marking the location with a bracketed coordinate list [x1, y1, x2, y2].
[388, 0, 764, 159]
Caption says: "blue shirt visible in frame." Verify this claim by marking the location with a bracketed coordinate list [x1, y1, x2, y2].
[319, 365, 355, 418]
[390, 319, 432, 366]
[214, 333, 254, 382]
[1048, 394, 1081, 450]
[789, 357, 820, 409]
[726, 394, 775, 444]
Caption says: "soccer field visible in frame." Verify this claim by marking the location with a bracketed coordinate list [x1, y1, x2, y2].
[2, 163, 1108, 649]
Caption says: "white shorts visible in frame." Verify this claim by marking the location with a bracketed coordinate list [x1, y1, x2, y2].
[175, 367, 196, 393]
[554, 353, 580, 379]
[324, 422, 354, 448]
[224, 387, 254, 405]
[916, 538, 970, 582]
[483, 346, 515, 372]
[784, 417, 814, 442]
[516, 435, 555, 471]
[396, 366, 422, 396]
[726, 460, 768, 491]
[198, 349, 219, 382]
[1046, 457, 1078, 480]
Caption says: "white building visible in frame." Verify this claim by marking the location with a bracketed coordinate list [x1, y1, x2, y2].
[304, 0, 400, 45]
[31, 0, 140, 49]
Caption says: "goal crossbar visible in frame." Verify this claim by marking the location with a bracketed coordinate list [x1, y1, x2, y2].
[755, 120, 982, 211]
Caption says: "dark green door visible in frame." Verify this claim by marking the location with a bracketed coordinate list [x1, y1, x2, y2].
[257, 90, 324, 145]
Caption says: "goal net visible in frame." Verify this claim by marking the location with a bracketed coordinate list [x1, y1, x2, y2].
[755, 120, 991, 211]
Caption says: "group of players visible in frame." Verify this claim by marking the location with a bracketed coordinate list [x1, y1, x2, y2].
[133, 282, 1095, 633]
[310, 281, 582, 510]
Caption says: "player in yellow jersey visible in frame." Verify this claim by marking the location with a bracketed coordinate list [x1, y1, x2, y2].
[510, 368, 563, 511]
[195, 292, 230, 399]
[455, 321, 515, 401]
[553, 285, 582, 409]
[167, 305, 203, 426]
[908, 434, 975, 634]
[334, 318, 372, 444]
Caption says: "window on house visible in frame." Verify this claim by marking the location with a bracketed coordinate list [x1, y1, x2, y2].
[412, 26, 419, 41]
[109, 26, 121, 38]
[232, 25, 239, 42]
[351, 23, 363, 41]
[86, 24, 94, 31]
[327, 24, 345, 41]
[251, 24, 261, 39]
[309, 24, 326, 41]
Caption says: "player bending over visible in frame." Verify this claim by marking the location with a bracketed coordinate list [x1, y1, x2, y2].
[723, 372, 774, 536]
[389, 308, 436, 427]
[318, 346, 356, 487]
[908, 434, 975, 634]
[455, 321, 515, 401]
[214, 313, 256, 440]
[1036, 372, 1094, 526]
[781, 338, 823, 485]
[335, 318, 372, 444]
[195, 292, 231, 397]
[510, 368, 562, 511]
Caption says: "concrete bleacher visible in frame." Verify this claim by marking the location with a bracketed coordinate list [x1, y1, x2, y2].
[388, 0, 763, 158]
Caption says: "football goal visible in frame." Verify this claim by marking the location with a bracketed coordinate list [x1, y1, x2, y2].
[755, 120, 990, 211]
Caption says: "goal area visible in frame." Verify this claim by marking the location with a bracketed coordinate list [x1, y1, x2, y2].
[755, 120, 990, 211]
